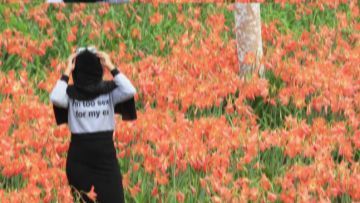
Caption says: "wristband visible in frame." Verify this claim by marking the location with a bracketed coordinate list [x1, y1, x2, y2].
[60, 74, 69, 83]
[110, 68, 120, 77]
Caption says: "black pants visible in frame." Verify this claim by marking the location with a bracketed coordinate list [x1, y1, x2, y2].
[66, 131, 125, 203]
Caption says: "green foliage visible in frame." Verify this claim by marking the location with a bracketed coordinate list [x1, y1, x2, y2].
[0, 173, 27, 192]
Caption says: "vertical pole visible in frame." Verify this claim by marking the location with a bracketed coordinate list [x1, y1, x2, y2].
[234, 3, 264, 78]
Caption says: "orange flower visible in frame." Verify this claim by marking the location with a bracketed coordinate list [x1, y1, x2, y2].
[150, 12, 163, 25]
[176, 13, 185, 24]
[151, 186, 159, 197]
[156, 35, 165, 51]
[129, 181, 141, 197]
[131, 27, 141, 40]
[260, 174, 271, 191]
[55, 12, 65, 22]
[267, 192, 277, 202]
[155, 171, 169, 185]
[67, 26, 78, 43]
[86, 185, 97, 201]
[103, 20, 117, 34]
[176, 191, 185, 203]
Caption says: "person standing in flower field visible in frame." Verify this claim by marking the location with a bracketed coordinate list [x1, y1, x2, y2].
[49, 46, 137, 203]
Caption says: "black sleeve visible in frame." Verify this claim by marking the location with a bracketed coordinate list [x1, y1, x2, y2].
[114, 97, 137, 121]
[111, 68, 137, 121]
[52, 74, 69, 125]
[53, 105, 68, 125]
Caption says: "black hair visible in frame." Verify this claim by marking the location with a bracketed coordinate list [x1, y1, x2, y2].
[72, 49, 104, 88]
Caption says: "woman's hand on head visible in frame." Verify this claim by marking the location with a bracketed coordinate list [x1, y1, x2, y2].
[96, 51, 116, 71]
[65, 53, 77, 76]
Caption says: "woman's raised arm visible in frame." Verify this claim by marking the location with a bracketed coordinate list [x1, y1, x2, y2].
[50, 75, 70, 108]
[96, 51, 137, 105]
[50, 53, 76, 108]
[110, 68, 137, 105]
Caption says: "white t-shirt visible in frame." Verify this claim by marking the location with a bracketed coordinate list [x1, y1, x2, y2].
[50, 72, 136, 134]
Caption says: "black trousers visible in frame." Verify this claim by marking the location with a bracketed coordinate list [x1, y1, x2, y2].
[66, 131, 125, 203]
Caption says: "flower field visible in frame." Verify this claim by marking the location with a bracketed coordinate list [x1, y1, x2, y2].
[0, 2, 359, 203]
